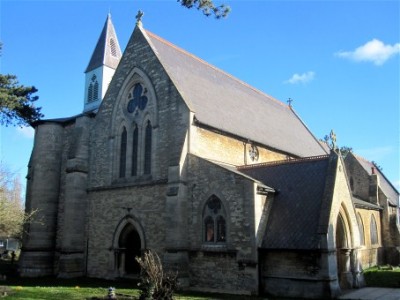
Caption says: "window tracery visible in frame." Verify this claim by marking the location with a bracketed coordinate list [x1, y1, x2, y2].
[88, 74, 99, 103]
[115, 78, 155, 181]
[203, 195, 226, 243]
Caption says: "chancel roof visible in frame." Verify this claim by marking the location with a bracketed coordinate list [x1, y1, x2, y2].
[85, 14, 122, 73]
[239, 156, 330, 249]
[353, 154, 399, 206]
[142, 28, 327, 158]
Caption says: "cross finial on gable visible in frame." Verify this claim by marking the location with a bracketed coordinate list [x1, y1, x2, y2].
[324, 129, 338, 151]
[136, 10, 144, 26]
[287, 98, 293, 108]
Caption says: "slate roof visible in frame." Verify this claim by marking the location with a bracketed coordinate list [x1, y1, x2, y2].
[354, 155, 399, 207]
[352, 196, 382, 210]
[239, 156, 330, 249]
[85, 14, 122, 73]
[142, 28, 327, 158]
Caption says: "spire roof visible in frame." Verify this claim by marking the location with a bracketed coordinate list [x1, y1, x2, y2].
[85, 14, 122, 73]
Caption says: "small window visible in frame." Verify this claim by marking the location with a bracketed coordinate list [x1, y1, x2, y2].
[131, 125, 138, 176]
[93, 81, 99, 101]
[357, 213, 365, 246]
[370, 215, 379, 245]
[88, 83, 93, 102]
[88, 75, 98, 103]
[203, 195, 227, 243]
[144, 120, 152, 175]
[204, 217, 214, 242]
[119, 127, 127, 178]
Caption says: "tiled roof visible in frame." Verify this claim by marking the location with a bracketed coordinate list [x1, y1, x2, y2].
[143, 28, 327, 158]
[240, 156, 330, 249]
[352, 196, 382, 210]
[354, 155, 399, 207]
[85, 14, 122, 73]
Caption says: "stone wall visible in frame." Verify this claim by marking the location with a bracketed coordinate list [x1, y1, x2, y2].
[260, 250, 338, 299]
[356, 208, 384, 268]
[189, 125, 288, 167]
[86, 183, 167, 279]
[20, 122, 65, 277]
[89, 26, 189, 188]
[185, 155, 260, 294]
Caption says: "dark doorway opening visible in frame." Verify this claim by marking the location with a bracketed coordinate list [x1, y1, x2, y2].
[119, 224, 141, 275]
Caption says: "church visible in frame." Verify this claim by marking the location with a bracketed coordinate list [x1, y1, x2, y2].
[19, 13, 400, 299]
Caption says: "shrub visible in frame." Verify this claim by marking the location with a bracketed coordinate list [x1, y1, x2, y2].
[136, 250, 177, 300]
[364, 265, 400, 288]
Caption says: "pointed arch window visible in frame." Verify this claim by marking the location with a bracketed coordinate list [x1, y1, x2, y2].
[119, 127, 127, 178]
[93, 81, 99, 101]
[88, 83, 93, 102]
[370, 215, 379, 245]
[356, 213, 365, 246]
[131, 125, 138, 176]
[144, 120, 152, 175]
[203, 195, 227, 243]
[88, 74, 98, 103]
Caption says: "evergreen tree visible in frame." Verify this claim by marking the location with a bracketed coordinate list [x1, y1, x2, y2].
[178, 0, 230, 18]
[0, 43, 43, 127]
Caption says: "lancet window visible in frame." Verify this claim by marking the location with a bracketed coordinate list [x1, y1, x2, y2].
[131, 125, 138, 176]
[88, 74, 99, 103]
[356, 213, 365, 246]
[203, 195, 226, 243]
[119, 127, 127, 178]
[370, 215, 379, 245]
[116, 80, 155, 181]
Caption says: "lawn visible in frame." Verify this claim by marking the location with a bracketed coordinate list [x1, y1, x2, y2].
[0, 259, 263, 300]
[0, 276, 262, 300]
[1, 261, 400, 299]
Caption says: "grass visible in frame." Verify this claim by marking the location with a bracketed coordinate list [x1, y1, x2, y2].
[2, 260, 400, 299]
[363, 265, 400, 288]
[0, 282, 263, 300]
[0, 259, 264, 300]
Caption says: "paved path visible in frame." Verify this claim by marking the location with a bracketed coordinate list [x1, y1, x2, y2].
[339, 287, 400, 300]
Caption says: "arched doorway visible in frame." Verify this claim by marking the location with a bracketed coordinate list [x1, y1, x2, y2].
[118, 223, 141, 275]
[336, 213, 352, 289]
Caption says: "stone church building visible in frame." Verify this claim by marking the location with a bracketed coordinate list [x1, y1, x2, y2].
[20, 14, 399, 299]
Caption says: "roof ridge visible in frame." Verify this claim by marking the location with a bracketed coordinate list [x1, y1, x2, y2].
[289, 107, 329, 155]
[354, 153, 373, 164]
[237, 155, 329, 170]
[144, 29, 288, 109]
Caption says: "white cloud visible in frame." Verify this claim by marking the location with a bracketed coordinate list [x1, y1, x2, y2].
[16, 126, 35, 139]
[336, 39, 400, 66]
[285, 71, 315, 84]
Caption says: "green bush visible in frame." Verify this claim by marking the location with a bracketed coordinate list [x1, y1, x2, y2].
[364, 266, 400, 288]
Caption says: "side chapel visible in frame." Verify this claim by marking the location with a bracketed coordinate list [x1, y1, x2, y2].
[20, 13, 400, 299]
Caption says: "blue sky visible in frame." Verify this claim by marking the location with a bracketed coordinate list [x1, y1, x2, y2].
[0, 0, 399, 193]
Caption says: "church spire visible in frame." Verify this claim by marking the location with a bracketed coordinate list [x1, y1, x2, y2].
[83, 13, 122, 112]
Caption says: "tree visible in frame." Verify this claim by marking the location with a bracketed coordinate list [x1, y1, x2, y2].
[178, 0, 231, 18]
[0, 164, 35, 239]
[340, 146, 353, 158]
[0, 74, 43, 127]
[0, 43, 43, 127]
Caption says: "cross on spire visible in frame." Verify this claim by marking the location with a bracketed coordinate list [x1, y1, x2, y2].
[287, 98, 293, 108]
[136, 10, 144, 26]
